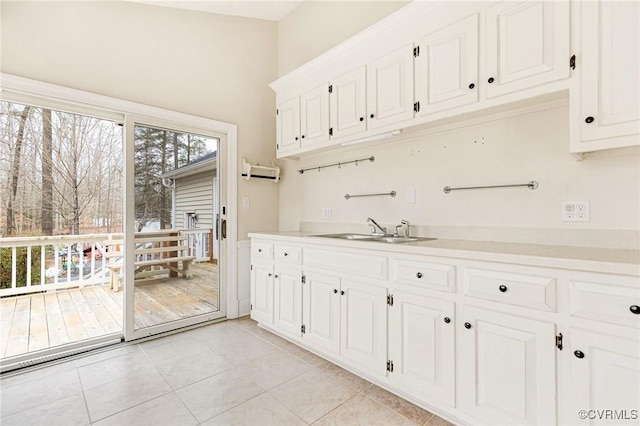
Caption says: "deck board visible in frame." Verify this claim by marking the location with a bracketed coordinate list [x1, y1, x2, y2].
[1, 263, 218, 359]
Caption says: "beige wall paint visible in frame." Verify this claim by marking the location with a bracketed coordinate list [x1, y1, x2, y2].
[277, 1, 408, 76]
[278, 105, 640, 246]
[1, 1, 279, 239]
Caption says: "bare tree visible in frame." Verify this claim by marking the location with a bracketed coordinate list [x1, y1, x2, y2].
[6, 106, 30, 236]
[41, 108, 53, 235]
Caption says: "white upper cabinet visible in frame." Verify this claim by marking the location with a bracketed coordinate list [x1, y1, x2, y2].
[415, 14, 479, 116]
[485, 0, 570, 98]
[300, 83, 330, 147]
[330, 66, 367, 139]
[571, 0, 640, 152]
[276, 96, 300, 154]
[366, 44, 415, 130]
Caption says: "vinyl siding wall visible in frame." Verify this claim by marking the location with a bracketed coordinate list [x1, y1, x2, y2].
[175, 171, 215, 230]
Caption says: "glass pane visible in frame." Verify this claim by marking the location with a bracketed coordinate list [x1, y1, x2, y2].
[132, 124, 219, 331]
[0, 101, 123, 360]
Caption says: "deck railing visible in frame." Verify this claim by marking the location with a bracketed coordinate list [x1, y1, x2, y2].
[0, 233, 120, 297]
[0, 229, 206, 297]
[182, 228, 215, 262]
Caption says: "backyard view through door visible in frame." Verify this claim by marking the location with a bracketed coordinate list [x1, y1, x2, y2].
[0, 101, 124, 366]
[131, 124, 221, 332]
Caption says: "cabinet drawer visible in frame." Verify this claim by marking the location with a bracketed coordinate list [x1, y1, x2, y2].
[463, 268, 556, 312]
[391, 258, 456, 293]
[274, 244, 302, 264]
[305, 248, 387, 280]
[570, 278, 640, 327]
[252, 241, 273, 259]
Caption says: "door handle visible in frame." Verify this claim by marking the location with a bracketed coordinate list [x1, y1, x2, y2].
[221, 219, 227, 240]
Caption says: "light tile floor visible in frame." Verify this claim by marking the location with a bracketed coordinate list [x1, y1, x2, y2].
[0, 317, 456, 426]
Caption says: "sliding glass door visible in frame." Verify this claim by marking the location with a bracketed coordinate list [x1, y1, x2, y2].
[124, 121, 225, 339]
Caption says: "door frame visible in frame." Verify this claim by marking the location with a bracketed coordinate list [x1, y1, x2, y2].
[0, 73, 239, 341]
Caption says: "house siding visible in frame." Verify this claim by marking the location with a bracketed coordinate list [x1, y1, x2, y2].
[175, 171, 215, 230]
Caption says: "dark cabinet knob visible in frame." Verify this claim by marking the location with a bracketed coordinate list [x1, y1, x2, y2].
[284, 252, 288, 257]
[416, 272, 423, 279]
[585, 116, 594, 124]
[488, 77, 495, 83]
[359, 117, 364, 122]
[464, 322, 472, 329]
[295, 137, 299, 140]
[340, 290, 345, 295]
[630, 305, 640, 314]
[258, 249, 262, 253]
[370, 113, 375, 118]
[468, 83, 475, 89]
[499, 285, 508, 293]
[333, 289, 338, 294]
[301, 135, 305, 139]
[574, 350, 585, 359]
[444, 317, 451, 324]
[274, 274, 279, 278]
[268, 273, 272, 277]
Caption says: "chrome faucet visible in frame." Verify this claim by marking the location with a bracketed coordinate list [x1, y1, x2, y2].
[367, 217, 388, 236]
[394, 220, 411, 237]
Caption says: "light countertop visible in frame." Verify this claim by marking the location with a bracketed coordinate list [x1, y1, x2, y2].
[248, 231, 640, 276]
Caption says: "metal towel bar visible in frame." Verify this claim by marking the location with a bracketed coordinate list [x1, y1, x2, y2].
[443, 181, 538, 194]
[345, 191, 396, 200]
[299, 156, 374, 174]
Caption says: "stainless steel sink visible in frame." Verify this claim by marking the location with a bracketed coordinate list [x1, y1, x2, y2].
[314, 233, 436, 243]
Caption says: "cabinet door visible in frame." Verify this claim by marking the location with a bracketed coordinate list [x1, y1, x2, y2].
[485, 1, 570, 98]
[577, 1, 640, 146]
[300, 83, 330, 147]
[388, 291, 455, 406]
[250, 260, 274, 324]
[460, 307, 556, 425]
[276, 97, 300, 154]
[273, 265, 303, 340]
[570, 329, 640, 426]
[415, 14, 479, 116]
[340, 278, 387, 376]
[302, 271, 341, 354]
[367, 44, 415, 130]
[330, 66, 367, 139]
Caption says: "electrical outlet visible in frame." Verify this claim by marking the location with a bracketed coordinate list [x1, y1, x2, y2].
[322, 208, 332, 219]
[562, 201, 590, 222]
[242, 196, 250, 208]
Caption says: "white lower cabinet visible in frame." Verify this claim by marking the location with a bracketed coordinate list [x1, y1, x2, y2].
[273, 264, 303, 340]
[388, 290, 456, 406]
[301, 271, 388, 377]
[570, 328, 640, 426]
[250, 259, 274, 325]
[340, 278, 388, 376]
[460, 307, 557, 425]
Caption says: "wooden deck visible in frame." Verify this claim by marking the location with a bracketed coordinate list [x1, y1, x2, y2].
[0, 263, 218, 359]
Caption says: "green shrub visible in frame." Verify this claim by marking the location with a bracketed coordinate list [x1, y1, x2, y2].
[0, 246, 42, 290]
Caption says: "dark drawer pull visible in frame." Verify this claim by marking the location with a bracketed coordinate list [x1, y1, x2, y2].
[258, 249, 262, 253]
[499, 285, 508, 293]
[574, 350, 585, 359]
[630, 305, 640, 314]
[284, 252, 288, 257]
[464, 322, 472, 329]
[340, 290, 345, 296]
[268, 273, 272, 277]
[333, 289, 338, 294]
[416, 272, 423, 279]
[444, 317, 451, 324]
[274, 274, 279, 278]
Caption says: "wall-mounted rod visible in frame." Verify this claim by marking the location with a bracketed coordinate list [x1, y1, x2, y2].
[299, 156, 374, 174]
[345, 190, 396, 200]
[443, 180, 539, 194]
[241, 173, 280, 180]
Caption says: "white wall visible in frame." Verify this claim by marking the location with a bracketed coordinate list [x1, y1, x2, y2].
[277, 1, 408, 76]
[275, 2, 640, 249]
[1, 1, 279, 239]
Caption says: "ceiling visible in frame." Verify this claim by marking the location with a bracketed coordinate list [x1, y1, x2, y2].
[128, 0, 305, 21]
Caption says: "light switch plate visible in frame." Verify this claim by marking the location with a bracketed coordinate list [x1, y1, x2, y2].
[242, 196, 250, 208]
[406, 188, 416, 204]
[322, 208, 332, 219]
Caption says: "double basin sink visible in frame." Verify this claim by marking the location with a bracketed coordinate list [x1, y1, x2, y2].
[314, 233, 436, 244]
